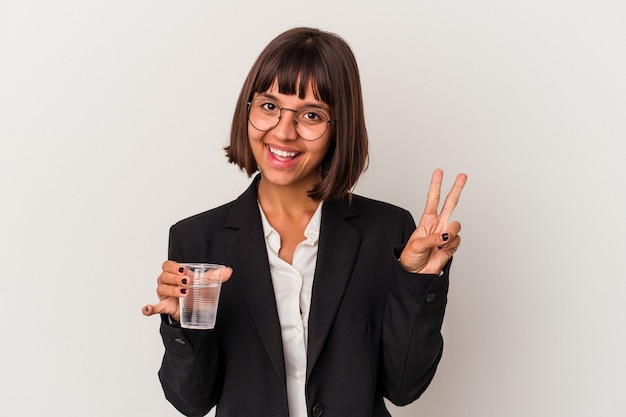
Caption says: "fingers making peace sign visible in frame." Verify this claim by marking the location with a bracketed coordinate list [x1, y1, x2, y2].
[399, 169, 467, 274]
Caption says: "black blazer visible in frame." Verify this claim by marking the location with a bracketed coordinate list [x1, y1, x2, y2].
[158, 176, 451, 417]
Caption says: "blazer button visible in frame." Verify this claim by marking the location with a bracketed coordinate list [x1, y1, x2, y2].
[426, 293, 437, 302]
[312, 403, 324, 416]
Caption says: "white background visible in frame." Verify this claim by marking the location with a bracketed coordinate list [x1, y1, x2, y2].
[1, 1, 625, 416]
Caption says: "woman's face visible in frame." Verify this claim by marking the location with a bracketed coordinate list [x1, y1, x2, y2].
[248, 81, 333, 193]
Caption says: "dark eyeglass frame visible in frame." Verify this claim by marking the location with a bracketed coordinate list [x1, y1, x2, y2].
[246, 99, 335, 141]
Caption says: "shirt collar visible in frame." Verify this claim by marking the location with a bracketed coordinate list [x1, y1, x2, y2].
[303, 202, 322, 244]
[258, 201, 323, 246]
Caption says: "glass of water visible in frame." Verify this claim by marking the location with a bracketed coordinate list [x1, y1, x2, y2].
[179, 263, 225, 330]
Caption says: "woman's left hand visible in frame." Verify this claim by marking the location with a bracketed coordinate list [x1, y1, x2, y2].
[399, 169, 467, 274]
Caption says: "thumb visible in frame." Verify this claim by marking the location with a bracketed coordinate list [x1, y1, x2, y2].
[435, 232, 451, 249]
[219, 267, 233, 283]
[408, 232, 450, 253]
[142, 301, 171, 317]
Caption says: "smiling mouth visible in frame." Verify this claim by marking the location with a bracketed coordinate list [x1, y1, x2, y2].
[267, 145, 301, 159]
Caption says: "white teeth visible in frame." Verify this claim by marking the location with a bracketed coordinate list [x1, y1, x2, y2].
[268, 146, 298, 158]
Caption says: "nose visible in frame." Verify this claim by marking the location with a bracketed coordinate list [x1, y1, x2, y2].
[272, 108, 299, 141]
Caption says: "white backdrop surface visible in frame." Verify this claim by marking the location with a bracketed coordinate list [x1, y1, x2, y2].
[1, 1, 625, 416]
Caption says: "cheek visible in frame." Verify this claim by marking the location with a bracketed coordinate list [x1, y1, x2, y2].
[316, 138, 334, 160]
[248, 125, 260, 143]
[248, 129, 265, 154]
[247, 132, 263, 164]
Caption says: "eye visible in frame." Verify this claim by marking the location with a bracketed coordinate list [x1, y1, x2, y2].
[299, 109, 328, 123]
[257, 100, 278, 113]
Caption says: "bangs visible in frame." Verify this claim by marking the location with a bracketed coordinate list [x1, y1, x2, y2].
[251, 41, 334, 106]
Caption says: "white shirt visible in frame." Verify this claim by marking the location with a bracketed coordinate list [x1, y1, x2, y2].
[258, 202, 322, 417]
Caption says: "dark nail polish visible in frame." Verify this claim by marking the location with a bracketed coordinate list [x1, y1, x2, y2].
[178, 267, 184, 273]
[442, 233, 449, 242]
[180, 288, 187, 295]
[182, 278, 187, 285]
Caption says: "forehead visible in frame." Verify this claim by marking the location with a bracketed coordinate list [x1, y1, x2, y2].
[261, 79, 328, 105]
[251, 55, 333, 106]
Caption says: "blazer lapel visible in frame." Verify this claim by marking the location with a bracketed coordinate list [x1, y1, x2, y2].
[307, 197, 361, 377]
[223, 176, 286, 386]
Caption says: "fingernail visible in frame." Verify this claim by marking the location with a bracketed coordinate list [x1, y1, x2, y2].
[180, 288, 187, 295]
[178, 267, 184, 273]
[442, 233, 449, 242]
[182, 278, 187, 285]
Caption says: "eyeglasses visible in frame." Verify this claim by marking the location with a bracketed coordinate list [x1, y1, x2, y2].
[247, 97, 335, 141]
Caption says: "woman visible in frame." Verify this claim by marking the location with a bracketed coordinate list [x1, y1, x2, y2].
[143, 27, 467, 417]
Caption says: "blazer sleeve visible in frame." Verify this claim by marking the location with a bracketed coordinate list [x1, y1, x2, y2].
[379, 211, 451, 406]
[157, 225, 222, 417]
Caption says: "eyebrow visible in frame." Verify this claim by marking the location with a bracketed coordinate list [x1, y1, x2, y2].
[256, 92, 330, 113]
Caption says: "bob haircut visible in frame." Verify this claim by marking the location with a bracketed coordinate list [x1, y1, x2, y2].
[225, 27, 368, 202]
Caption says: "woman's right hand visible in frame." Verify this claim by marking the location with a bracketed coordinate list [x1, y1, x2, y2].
[142, 261, 233, 322]
[142, 261, 190, 321]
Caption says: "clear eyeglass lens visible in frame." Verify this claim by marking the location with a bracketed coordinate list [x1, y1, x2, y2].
[248, 98, 330, 141]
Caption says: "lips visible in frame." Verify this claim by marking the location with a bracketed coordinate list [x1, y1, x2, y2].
[267, 144, 301, 160]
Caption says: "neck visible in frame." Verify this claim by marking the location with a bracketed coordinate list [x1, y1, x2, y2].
[257, 176, 320, 216]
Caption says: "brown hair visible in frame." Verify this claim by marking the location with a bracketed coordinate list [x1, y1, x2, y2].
[225, 27, 368, 201]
